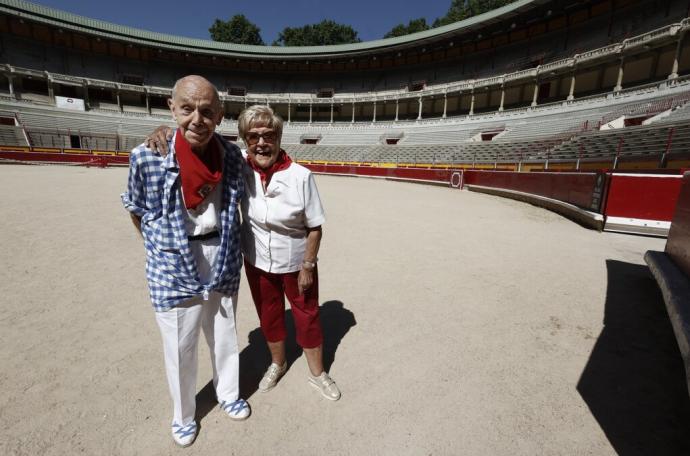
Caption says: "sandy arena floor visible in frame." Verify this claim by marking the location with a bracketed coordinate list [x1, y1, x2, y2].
[1, 164, 689, 455]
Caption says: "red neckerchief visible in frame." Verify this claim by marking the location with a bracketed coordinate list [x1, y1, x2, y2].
[175, 129, 223, 210]
[247, 149, 292, 187]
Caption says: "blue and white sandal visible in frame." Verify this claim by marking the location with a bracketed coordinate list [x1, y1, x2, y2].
[171, 421, 197, 447]
[219, 398, 251, 421]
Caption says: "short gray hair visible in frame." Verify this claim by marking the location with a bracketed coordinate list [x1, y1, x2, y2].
[237, 105, 284, 143]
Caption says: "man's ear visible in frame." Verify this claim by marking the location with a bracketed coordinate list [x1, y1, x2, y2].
[167, 98, 176, 119]
[216, 109, 225, 126]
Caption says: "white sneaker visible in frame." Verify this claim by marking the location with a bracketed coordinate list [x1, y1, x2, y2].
[220, 399, 251, 421]
[308, 372, 341, 401]
[171, 421, 197, 447]
[259, 362, 287, 392]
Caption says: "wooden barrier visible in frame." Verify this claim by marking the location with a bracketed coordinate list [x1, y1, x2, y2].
[462, 170, 606, 211]
[666, 172, 690, 276]
[63, 148, 90, 155]
[30, 147, 61, 154]
[0, 148, 685, 237]
[304, 163, 460, 186]
[604, 173, 685, 236]
[0, 150, 128, 166]
[0, 145, 30, 152]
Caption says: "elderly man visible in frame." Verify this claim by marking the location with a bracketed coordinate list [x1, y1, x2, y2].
[121, 75, 249, 448]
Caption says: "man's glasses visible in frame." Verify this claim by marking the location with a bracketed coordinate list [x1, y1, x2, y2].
[245, 131, 278, 145]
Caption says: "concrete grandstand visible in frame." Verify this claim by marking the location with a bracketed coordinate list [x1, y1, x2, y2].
[1, 0, 690, 171]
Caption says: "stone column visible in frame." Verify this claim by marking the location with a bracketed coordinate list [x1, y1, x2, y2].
[80, 82, 89, 109]
[669, 33, 684, 80]
[144, 89, 150, 115]
[47, 77, 54, 100]
[309, 102, 312, 123]
[372, 101, 377, 123]
[7, 74, 14, 97]
[567, 72, 576, 101]
[442, 93, 448, 118]
[614, 57, 624, 92]
[351, 101, 355, 123]
[330, 102, 334, 123]
[531, 81, 539, 107]
[498, 86, 505, 112]
[417, 96, 423, 120]
[116, 88, 122, 112]
[469, 92, 475, 116]
[395, 98, 399, 121]
[287, 101, 291, 123]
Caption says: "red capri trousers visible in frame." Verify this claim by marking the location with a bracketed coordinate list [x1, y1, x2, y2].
[244, 261, 323, 349]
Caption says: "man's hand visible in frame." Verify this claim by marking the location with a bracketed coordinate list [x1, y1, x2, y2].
[145, 126, 174, 156]
[130, 213, 143, 237]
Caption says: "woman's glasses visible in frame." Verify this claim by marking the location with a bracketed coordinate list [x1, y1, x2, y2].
[245, 131, 278, 145]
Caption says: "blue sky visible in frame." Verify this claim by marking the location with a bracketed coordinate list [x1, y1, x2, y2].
[30, 0, 453, 43]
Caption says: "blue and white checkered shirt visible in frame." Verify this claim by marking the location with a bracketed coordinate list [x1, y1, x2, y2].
[121, 131, 244, 311]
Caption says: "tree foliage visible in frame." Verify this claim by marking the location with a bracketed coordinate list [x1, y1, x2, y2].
[383, 18, 430, 39]
[208, 1, 517, 46]
[273, 20, 361, 46]
[433, 0, 516, 27]
[209, 14, 264, 45]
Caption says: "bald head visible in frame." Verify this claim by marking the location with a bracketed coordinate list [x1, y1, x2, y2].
[168, 75, 224, 153]
[171, 75, 222, 111]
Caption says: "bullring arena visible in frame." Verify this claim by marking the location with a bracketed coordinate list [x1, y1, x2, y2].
[2, 0, 690, 454]
[2, 164, 687, 455]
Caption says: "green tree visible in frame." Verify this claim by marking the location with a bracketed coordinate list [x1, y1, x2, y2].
[273, 20, 361, 46]
[209, 14, 264, 45]
[384, 18, 430, 38]
[433, 0, 516, 27]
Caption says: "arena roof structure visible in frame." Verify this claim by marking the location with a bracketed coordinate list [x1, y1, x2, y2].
[0, 0, 548, 59]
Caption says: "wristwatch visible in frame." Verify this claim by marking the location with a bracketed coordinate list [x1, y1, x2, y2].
[302, 258, 317, 270]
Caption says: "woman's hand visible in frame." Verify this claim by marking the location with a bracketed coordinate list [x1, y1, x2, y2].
[145, 126, 174, 156]
[298, 227, 321, 295]
[298, 267, 314, 295]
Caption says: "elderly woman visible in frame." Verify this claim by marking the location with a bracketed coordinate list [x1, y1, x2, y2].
[146, 105, 340, 401]
[237, 105, 339, 400]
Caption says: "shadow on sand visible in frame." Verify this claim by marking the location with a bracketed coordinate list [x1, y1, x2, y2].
[578, 259, 690, 455]
[194, 300, 356, 422]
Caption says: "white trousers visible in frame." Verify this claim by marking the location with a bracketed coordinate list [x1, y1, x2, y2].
[154, 237, 239, 426]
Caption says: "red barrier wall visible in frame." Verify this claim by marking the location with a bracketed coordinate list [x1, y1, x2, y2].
[2, 151, 683, 236]
[462, 170, 605, 211]
[304, 164, 461, 185]
[604, 174, 684, 221]
[0, 151, 129, 166]
[666, 172, 690, 277]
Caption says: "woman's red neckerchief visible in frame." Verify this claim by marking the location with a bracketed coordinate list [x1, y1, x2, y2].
[175, 129, 223, 210]
[247, 149, 292, 187]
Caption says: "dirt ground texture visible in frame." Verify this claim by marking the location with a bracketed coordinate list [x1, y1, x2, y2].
[1, 164, 689, 456]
